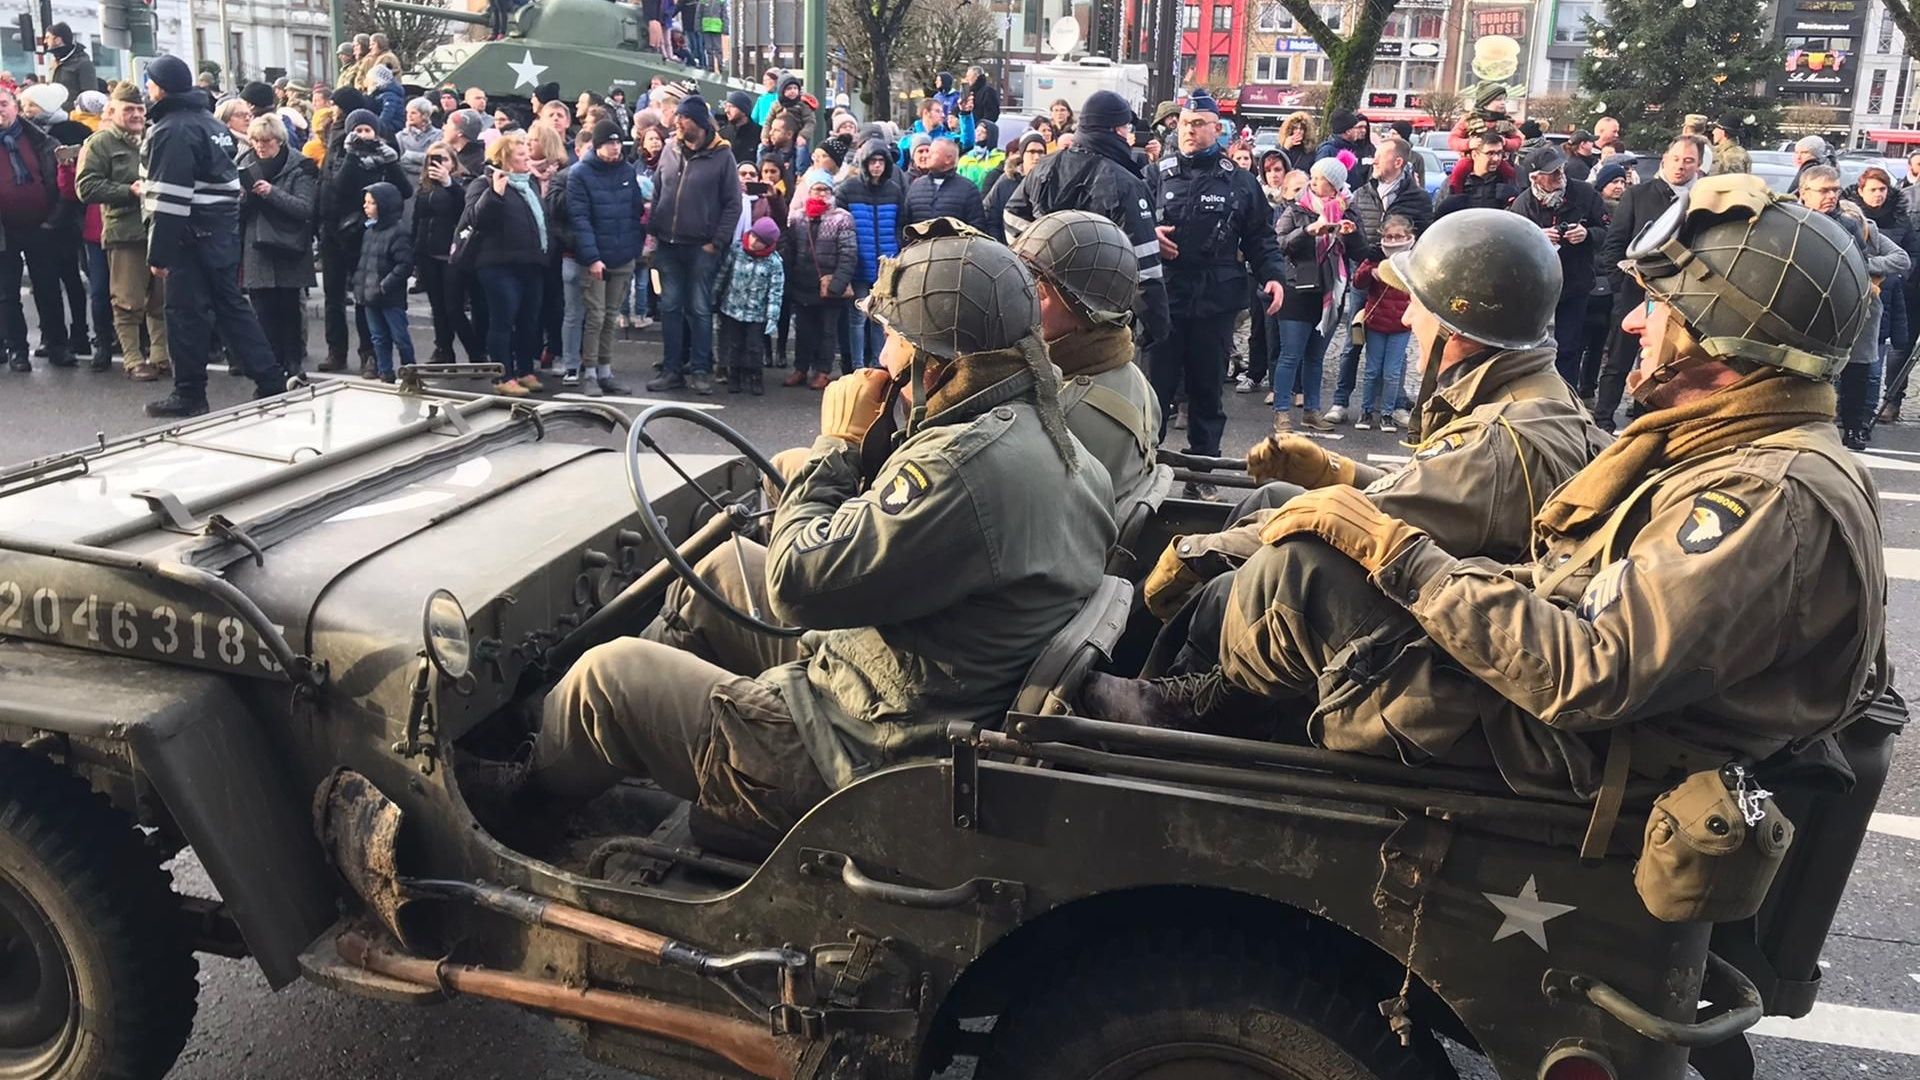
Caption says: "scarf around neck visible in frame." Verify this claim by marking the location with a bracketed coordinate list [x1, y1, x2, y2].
[1535, 369, 1835, 538]
[0, 121, 33, 187]
[505, 170, 548, 252]
[1300, 187, 1351, 314]
[1048, 323, 1135, 377]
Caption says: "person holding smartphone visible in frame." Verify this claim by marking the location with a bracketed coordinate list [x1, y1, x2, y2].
[1507, 142, 1607, 388]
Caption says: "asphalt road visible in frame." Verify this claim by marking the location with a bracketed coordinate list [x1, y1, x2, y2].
[4, 307, 1918, 1079]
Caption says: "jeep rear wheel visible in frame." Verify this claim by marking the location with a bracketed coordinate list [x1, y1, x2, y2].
[0, 748, 198, 1080]
[981, 934, 1456, 1080]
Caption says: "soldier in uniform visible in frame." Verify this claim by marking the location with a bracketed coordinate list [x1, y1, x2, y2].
[138, 55, 288, 417]
[1009, 210, 1161, 508]
[1147, 89, 1285, 486]
[1088, 210, 1601, 696]
[1097, 174, 1887, 800]
[519, 223, 1116, 839]
[1002, 90, 1170, 346]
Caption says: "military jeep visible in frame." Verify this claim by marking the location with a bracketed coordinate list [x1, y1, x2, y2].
[0, 382, 1903, 1080]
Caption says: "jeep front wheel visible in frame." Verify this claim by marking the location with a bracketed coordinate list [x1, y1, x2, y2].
[981, 934, 1456, 1080]
[0, 747, 199, 1080]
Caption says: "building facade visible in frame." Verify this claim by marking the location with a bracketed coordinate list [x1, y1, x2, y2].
[2, 0, 335, 90]
[1236, 0, 1454, 126]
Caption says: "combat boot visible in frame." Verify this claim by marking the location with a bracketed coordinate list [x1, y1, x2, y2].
[747, 370, 764, 396]
[5, 349, 30, 373]
[1079, 669, 1276, 738]
[45, 345, 76, 368]
[144, 392, 211, 418]
[319, 349, 347, 372]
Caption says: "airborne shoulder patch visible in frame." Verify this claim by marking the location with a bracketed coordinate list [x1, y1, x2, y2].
[877, 462, 932, 514]
[1676, 490, 1751, 554]
[1415, 432, 1468, 460]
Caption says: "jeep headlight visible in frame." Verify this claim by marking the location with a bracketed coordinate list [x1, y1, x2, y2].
[422, 589, 472, 681]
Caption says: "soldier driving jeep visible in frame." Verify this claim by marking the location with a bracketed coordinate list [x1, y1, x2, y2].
[1090, 174, 1890, 804]
[473, 219, 1116, 840]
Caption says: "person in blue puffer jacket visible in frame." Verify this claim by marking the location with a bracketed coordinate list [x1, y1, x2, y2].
[835, 138, 906, 369]
[364, 64, 407, 136]
[567, 120, 647, 395]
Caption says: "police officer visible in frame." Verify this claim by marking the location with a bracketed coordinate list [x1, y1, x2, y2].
[1010, 210, 1160, 508]
[1003, 90, 1169, 346]
[1147, 89, 1285, 481]
[1088, 210, 1601, 695]
[1107, 175, 1887, 800]
[140, 54, 287, 417]
[520, 222, 1116, 839]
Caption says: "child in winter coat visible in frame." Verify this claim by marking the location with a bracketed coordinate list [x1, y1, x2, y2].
[715, 216, 786, 395]
[1348, 214, 1415, 433]
[354, 181, 415, 381]
[780, 169, 859, 390]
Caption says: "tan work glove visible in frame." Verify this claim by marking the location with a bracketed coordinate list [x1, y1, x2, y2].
[1245, 435, 1357, 489]
[1258, 486, 1426, 575]
[1142, 540, 1204, 619]
[762, 446, 812, 501]
[820, 368, 892, 444]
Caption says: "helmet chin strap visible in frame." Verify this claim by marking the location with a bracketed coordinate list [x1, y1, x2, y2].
[1625, 308, 1716, 412]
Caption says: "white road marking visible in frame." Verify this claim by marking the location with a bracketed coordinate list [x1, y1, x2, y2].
[1367, 453, 1412, 465]
[1887, 549, 1920, 582]
[1751, 1002, 1920, 1055]
[1869, 813, 1920, 842]
[1883, 492, 1920, 503]
[1859, 447, 1920, 457]
[552, 393, 724, 411]
[1854, 452, 1920, 474]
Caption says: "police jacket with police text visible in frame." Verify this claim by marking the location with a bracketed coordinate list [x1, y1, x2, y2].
[1148, 149, 1285, 319]
[765, 368, 1115, 790]
[141, 89, 243, 270]
[1003, 133, 1171, 343]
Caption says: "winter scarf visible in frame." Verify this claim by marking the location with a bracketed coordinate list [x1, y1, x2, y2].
[1535, 369, 1835, 538]
[1301, 184, 1351, 320]
[0, 120, 30, 187]
[505, 170, 548, 252]
[1047, 323, 1135, 377]
[1530, 180, 1565, 208]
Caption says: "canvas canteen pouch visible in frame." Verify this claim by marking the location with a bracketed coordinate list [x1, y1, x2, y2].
[1634, 763, 1794, 923]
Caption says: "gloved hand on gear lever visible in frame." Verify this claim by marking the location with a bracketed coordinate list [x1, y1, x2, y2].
[1245, 435, 1358, 489]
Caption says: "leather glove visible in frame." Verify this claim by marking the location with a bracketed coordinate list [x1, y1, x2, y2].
[762, 446, 812, 501]
[820, 368, 892, 444]
[1245, 435, 1357, 490]
[1142, 540, 1204, 620]
[1257, 486, 1426, 575]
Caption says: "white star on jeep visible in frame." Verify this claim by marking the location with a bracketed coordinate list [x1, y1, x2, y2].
[507, 50, 548, 90]
[1483, 875, 1576, 951]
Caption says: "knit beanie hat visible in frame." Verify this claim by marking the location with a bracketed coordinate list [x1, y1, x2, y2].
[800, 167, 836, 192]
[1080, 90, 1133, 131]
[240, 81, 277, 113]
[344, 108, 380, 134]
[1593, 161, 1629, 191]
[1017, 131, 1049, 155]
[590, 119, 621, 148]
[1328, 107, 1361, 135]
[333, 87, 368, 115]
[146, 54, 194, 95]
[75, 90, 108, 116]
[676, 94, 714, 132]
[725, 89, 755, 115]
[749, 216, 782, 246]
[819, 134, 850, 166]
[1309, 156, 1349, 191]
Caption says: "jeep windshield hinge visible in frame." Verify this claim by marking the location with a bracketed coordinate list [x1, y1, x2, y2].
[203, 515, 266, 567]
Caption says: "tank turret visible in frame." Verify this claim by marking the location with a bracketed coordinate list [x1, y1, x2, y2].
[375, 0, 750, 104]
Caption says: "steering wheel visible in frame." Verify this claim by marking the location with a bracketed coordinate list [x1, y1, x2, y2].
[625, 404, 806, 638]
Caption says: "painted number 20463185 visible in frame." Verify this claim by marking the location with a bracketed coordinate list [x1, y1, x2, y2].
[0, 580, 284, 673]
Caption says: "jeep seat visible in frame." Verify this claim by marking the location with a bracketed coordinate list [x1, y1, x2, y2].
[1002, 575, 1135, 725]
[1106, 464, 1176, 578]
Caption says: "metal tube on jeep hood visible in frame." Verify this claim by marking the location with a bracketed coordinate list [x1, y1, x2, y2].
[334, 932, 790, 1079]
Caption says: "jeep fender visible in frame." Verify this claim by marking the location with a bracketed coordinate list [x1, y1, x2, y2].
[0, 641, 337, 987]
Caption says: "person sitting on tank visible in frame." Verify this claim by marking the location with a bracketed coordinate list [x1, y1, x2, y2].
[473, 219, 1116, 842]
[1081, 175, 1887, 802]
[1091, 210, 1602, 696]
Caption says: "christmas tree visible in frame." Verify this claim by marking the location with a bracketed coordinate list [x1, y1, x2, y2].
[1575, 0, 1779, 151]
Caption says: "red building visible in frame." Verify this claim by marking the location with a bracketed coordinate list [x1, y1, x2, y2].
[1180, 0, 1249, 95]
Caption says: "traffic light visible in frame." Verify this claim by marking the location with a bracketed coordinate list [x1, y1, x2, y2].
[132, 0, 157, 56]
[101, 0, 157, 56]
[102, 0, 129, 50]
[14, 14, 33, 56]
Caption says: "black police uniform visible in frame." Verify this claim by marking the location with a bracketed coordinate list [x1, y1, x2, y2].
[1003, 132, 1171, 344]
[142, 87, 284, 406]
[1145, 148, 1284, 456]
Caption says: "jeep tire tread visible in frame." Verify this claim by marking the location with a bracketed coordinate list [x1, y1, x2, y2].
[980, 931, 1457, 1080]
[0, 746, 200, 1080]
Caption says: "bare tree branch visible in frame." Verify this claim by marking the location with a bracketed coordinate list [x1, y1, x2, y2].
[343, 0, 453, 71]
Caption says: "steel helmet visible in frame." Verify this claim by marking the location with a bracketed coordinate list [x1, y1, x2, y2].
[1380, 208, 1562, 350]
[864, 217, 1042, 359]
[1623, 173, 1870, 380]
[1008, 210, 1139, 327]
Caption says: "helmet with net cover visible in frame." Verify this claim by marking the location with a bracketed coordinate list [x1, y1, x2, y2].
[1007, 210, 1138, 327]
[863, 217, 1042, 359]
[1379, 208, 1561, 350]
[1623, 173, 1870, 380]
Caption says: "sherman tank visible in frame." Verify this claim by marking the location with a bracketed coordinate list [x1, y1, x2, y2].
[376, 0, 752, 103]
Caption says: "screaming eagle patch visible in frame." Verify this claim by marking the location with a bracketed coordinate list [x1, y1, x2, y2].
[1677, 491, 1751, 554]
[877, 462, 931, 514]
